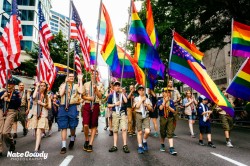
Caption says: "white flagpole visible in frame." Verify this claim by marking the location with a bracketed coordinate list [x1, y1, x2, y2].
[229, 18, 234, 84]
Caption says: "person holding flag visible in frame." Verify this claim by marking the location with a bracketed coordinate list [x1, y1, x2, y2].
[134, 85, 153, 154]
[58, 73, 83, 154]
[82, 70, 103, 152]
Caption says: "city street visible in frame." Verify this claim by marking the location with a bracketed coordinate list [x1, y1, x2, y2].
[0, 117, 249, 166]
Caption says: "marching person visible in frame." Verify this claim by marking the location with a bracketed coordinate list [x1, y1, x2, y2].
[134, 85, 153, 154]
[27, 81, 51, 152]
[217, 87, 234, 148]
[82, 70, 103, 152]
[148, 89, 158, 137]
[167, 80, 181, 138]
[12, 82, 29, 138]
[107, 81, 130, 153]
[58, 73, 83, 154]
[197, 95, 216, 148]
[0, 79, 21, 156]
[157, 88, 177, 155]
[183, 90, 198, 138]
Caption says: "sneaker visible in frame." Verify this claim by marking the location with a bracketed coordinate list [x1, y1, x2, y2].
[48, 130, 52, 136]
[60, 147, 66, 154]
[23, 129, 28, 136]
[0, 152, 2, 157]
[138, 147, 144, 154]
[42, 133, 46, 138]
[109, 146, 118, 152]
[86, 145, 93, 152]
[191, 135, 196, 138]
[109, 131, 113, 136]
[208, 142, 216, 148]
[132, 132, 136, 136]
[173, 133, 178, 138]
[123, 145, 130, 153]
[9, 143, 15, 152]
[143, 142, 148, 151]
[104, 126, 108, 130]
[199, 141, 205, 146]
[68, 141, 74, 149]
[128, 133, 133, 137]
[13, 133, 17, 138]
[160, 144, 166, 152]
[226, 141, 233, 148]
[83, 141, 89, 151]
[169, 147, 177, 155]
[153, 132, 159, 137]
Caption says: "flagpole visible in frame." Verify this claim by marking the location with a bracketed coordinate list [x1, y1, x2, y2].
[73, 41, 76, 79]
[167, 31, 175, 86]
[120, 0, 132, 88]
[94, 0, 103, 84]
[3, 69, 9, 115]
[229, 18, 234, 84]
[37, 1, 42, 116]
[66, 0, 73, 109]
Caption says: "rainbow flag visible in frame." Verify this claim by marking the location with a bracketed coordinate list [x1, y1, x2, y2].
[232, 21, 250, 58]
[99, 8, 106, 42]
[89, 40, 96, 65]
[169, 32, 234, 117]
[226, 58, 250, 101]
[146, 0, 159, 48]
[134, 43, 165, 78]
[128, 0, 152, 46]
[100, 3, 121, 78]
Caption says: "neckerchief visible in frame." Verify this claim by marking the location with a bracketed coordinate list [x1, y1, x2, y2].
[139, 96, 147, 118]
[200, 103, 209, 122]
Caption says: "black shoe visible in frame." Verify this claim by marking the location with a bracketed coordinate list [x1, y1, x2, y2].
[13, 133, 17, 138]
[60, 147, 66, 154]
[69, 141, 74, 149]
[23, 129, 28, 136]
[83, 141, 89, 151]
[86, 145, 93, 152]
[0, 152, 2, 157]
[208, 142, 216, 148]
[9, 144, 15, 152]
[199, 141, 205, 146]
[123, 145, 130, 153]
[109, 131, 113, 136]
[173, 133, 178, 138]
[104, 126, 108, 130]
[109, 146, 118, 152]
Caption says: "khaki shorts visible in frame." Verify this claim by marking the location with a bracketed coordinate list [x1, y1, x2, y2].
[220, 114, 233, 131]
[160, 116, 174, 138]
[136, 113, 150, 131]
[112, 112, 127, 133]
[14, 107, 26, 122]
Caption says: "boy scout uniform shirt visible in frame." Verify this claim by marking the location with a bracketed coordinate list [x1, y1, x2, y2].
[60, 83, 81, 105]
[19, 90, 28, 107]
[133, 97, 152, 113]
[83, 81, 104, 104]
[0, 90, 21, 110]
[156, 99, 175, 117]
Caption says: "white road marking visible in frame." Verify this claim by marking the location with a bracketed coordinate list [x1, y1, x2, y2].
[211, 152, 248, 166]
[59, 155, 74, 166]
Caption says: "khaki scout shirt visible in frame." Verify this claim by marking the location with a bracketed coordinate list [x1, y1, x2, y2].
[60, 83, 81, 105]
[83, 81, 104, 104]
[133, 96, 152, 113]
[19, 90, 29, 107]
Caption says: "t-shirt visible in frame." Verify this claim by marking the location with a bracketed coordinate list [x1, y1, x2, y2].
[107, 92, 127, 112]
[156, 98, 175, 117]
[198, 103, 211, 126]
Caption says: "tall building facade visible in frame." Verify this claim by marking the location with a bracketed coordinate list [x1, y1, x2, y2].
[50, 10, 69, 38]
[0, 0, 52, 52]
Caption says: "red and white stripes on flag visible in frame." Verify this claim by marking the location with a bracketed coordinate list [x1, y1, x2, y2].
[36, 2, 56, 89]
[74, 43, 82, 75]
[70, 2, 90, 71]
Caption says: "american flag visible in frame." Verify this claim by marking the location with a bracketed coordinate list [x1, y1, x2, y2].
[0, 0, 22, 87]
[36, 2, 55, 89]
[70, 2, 90, 71]
[74, 42, 82, 75]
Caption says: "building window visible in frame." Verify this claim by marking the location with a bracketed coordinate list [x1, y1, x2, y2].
[3, 0, 11, 15]
[1, 15, 9, 29]
[20, 40, 33, 51]
[22, 25, 33, 36]
[17, 0, 35, 6]
[20, 10, 34, 21]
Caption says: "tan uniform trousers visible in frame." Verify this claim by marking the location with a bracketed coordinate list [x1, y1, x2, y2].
[127, 107, 136, 133]
[0, 109, 17, 152]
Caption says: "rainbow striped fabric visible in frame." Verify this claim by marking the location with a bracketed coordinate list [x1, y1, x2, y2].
[89, 39, 96, 65]
[169, 32, 234, 117]
[100, 3, 121, 78]
[232, 21, 250, 58]
[227, 58, 250, 101]
[128, 0, 152, 46]
[146, 0, 159, 48]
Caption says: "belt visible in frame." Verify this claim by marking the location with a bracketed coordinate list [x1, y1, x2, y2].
[85, 102, 99, 105]
[136, 112, 149, 115]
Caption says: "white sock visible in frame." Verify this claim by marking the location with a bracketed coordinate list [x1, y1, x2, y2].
[143, 139, 147, 143]
[62, 141, 66, 148]
[138, 144, 142, 147]
[70, 136, 75, 141]
[189, 123, 194, 135]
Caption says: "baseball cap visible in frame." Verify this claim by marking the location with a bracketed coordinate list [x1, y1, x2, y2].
[199, 95, 208, 101]
[7, 79, 15, 85]
[137, 85, 145, 90]
[113, 81, 121, 86]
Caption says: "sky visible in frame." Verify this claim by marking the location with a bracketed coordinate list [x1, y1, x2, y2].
[51, 0, 142, 85]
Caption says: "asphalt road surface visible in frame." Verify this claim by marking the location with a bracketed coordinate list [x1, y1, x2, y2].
[0, 116, 249, 166]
